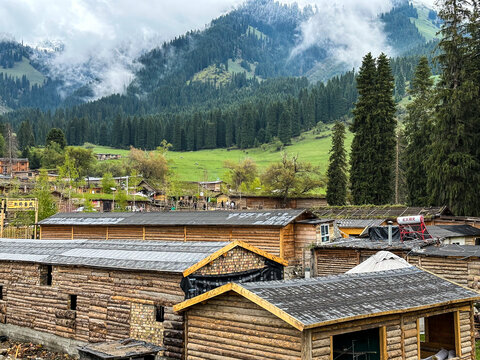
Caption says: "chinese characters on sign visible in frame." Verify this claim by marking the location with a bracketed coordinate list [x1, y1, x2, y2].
[6, 199, 37, 210]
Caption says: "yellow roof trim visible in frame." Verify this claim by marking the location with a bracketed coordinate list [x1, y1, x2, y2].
[182, 240, 288, 277]
[173, 282, 304, 331]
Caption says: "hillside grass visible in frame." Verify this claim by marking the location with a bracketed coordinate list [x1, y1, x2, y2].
[0, 57, 45, 87]
[90, 125, 353, 183]
[411, 5, 440, 42]
[227, 58, 256, 79]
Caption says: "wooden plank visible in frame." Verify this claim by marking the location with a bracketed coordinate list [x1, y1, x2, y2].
[416, 319, 421, 360]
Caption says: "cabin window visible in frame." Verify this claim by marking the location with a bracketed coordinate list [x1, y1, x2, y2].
[155, 305, 165, 322]
[332, 327, 381, 360]
[0, 285, 3, 300]
[40, 265, 52, 286]
[475, 238, 480, 245]
[321, 224, 330, 242]
[419, 312, 458, 359]
[69, 295, 77, 311]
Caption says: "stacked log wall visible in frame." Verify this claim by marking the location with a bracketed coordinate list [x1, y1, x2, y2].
[184, 292, 303, 359]
[0, 262, 185, 359]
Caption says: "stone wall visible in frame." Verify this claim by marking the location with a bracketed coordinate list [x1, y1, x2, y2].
[194, 247, 266, 276]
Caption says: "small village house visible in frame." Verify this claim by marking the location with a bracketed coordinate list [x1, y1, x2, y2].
[0, 238, 285, 358]
[427, 225, 480, 245]
[0, 158, 29, 176]
[174, 266, 480, 360]
[38, 210, 331, 274]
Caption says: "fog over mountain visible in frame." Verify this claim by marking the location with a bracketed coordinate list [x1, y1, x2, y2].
[0, 0, 435, 99]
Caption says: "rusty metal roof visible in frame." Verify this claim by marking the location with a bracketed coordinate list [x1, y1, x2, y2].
[39, 209, 309, 227]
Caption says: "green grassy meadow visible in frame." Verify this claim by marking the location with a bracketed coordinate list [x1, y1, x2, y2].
[0, 57, 45, 87]
[90, 125, 353, 183]
[411, 5, 440, 42]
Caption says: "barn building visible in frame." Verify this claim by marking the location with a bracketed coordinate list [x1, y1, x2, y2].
[174, 266, 480, 360]
[0, 238, 285, 358]
[38, 210, 329, 272]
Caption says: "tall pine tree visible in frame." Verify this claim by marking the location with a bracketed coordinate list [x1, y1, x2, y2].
[326, 121, 348, 205]
[427, 0, 480, 215]
[350, 53, 396, 204]
[404, 57, 434, 205]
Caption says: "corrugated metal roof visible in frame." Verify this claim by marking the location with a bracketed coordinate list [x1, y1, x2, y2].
[240, 267, 479, 326]
[0, 239, 232, 273]
[39, 210, 308, 227]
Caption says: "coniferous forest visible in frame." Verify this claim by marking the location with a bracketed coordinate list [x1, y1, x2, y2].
[0, 1, 440, 151]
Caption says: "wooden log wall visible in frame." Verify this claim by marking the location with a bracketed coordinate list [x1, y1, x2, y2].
[41, 225, 285, 258]
[0, 262, 185, 359]
[407, 256, 471, 289]
[184, 292, 303, 360]
[293, 224, 317, 267]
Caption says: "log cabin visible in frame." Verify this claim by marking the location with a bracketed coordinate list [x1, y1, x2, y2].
[0, 238, 285, 359]
[311, 236, 436, 277]
[38, 210, 330, 273]
[174, 266, 480, 360]
[408, 244, 480, 292]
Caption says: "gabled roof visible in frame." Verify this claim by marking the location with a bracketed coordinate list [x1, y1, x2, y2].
[427, 225, 480, 239]
[174, 267, 480, 331]
[0, 239, 286, 274]
[39, 209, 310, 227]
[313, 206, 451, 220]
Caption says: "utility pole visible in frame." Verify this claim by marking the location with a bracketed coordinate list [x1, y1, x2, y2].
[395, 133, 400, 204]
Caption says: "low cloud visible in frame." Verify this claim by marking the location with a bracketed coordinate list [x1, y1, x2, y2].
[0, 0, 242, 99]
[290, 0, 394, 71]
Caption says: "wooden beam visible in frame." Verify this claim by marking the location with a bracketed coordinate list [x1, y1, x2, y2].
[302, 299, 480, 330]
[173, 283, 233, 312]
[111, 295, 154, 305]
[301, 329, 312, 360]
[416, 318, 421, 360]
[279, 227, 285, 259]
[71, 226, 74, 240]
[142, 226, 145, 240]
[184, 226, 187, 242]
[182, 240, 288, 277]
[454, 310, 461, 357]
[174, 282, 304, 331]
[379, 326, 387, 360]
[329, 336, 333, 360]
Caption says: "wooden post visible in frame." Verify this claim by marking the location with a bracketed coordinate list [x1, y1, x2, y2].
[279, 228, 284, 259]
[34, 199, 38, 239]
[379, 326, 387, 360]
[417, 318, 421, 360]
[184, 226, 187, 242]
[454, 311, 461, 357]
[301, 329, 312, 360]
[0, 199, 4, 238]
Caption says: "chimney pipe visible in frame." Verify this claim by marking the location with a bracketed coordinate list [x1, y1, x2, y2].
[388, 221, 393, 246]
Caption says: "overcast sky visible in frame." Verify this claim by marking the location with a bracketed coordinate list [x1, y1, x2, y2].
[0, 0, 436, 97]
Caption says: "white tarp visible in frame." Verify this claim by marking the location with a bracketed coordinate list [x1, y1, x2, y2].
[346, 251, 412, 274]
